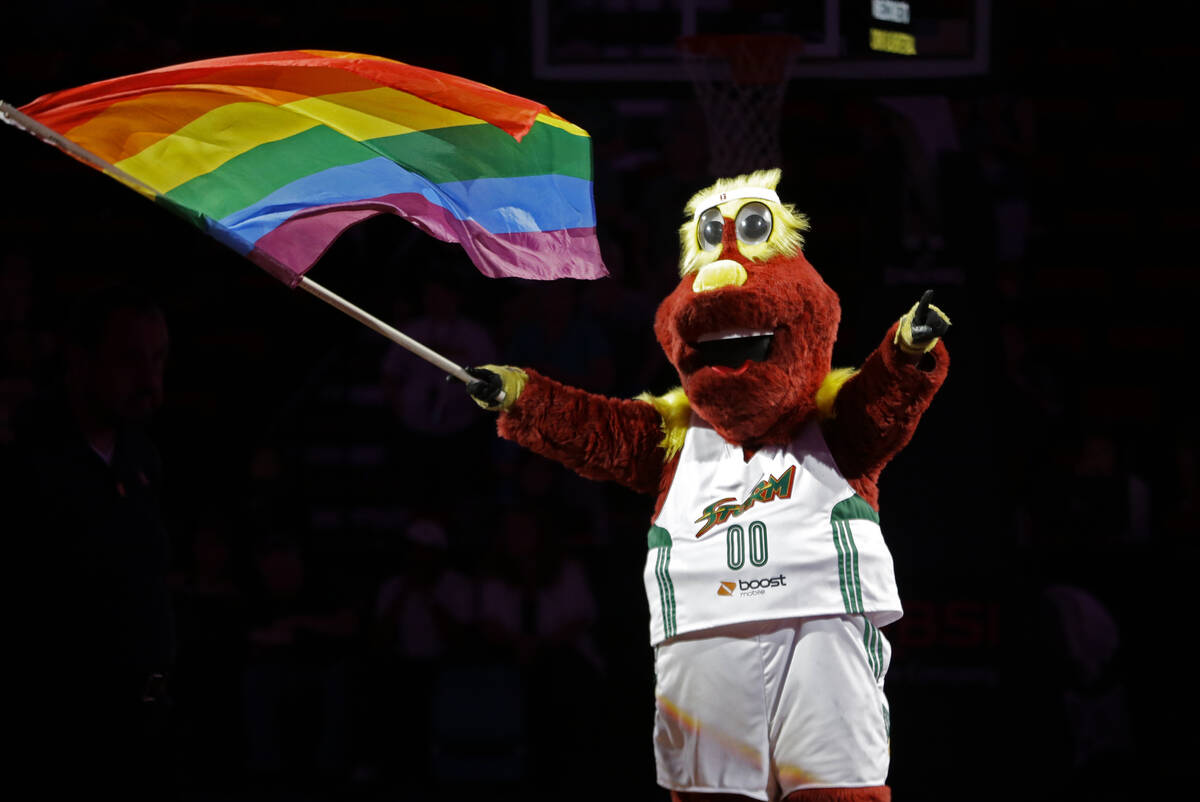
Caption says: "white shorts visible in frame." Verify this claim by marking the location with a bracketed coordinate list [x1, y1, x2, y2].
[652, 615, 891, 801]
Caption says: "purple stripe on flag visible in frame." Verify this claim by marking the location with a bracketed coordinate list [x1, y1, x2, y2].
[247, 192, 608, 286]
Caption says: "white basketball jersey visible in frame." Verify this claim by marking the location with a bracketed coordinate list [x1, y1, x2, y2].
[643, 414, 902, 645]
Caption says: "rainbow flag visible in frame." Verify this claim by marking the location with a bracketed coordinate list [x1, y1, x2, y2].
[3, 50, 607, 284]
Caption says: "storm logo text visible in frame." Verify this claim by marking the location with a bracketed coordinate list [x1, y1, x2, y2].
[694, 465, 796, 537]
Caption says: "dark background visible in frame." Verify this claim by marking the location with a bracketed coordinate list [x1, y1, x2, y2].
[3, 2, 1196, 800]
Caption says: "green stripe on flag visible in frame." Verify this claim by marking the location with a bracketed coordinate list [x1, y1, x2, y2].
[165, 125, 372, 220]
[165, 118, 592, 221]
[370, 120, 592, 184]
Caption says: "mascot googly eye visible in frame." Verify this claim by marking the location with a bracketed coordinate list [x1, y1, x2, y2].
[694, 199, 772, 250]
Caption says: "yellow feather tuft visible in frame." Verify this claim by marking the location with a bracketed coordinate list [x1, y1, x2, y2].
[678, 169, 810, 276]
[636, 387, 691, 461]
[815, 368, 858, 420]
[635, 372, 853, 458]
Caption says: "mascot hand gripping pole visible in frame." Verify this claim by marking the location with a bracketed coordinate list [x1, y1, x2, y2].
[466, 169, 949, 802]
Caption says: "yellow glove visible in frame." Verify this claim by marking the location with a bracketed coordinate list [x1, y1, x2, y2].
[465, 365, 528, 411]
[894, 289, 951, 355]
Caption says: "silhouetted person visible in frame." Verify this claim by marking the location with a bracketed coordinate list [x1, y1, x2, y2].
[366, 518, 474, 788]
[241, 533, 359, 788]
[169, 509, 247, 789]
[5, 284, 175, 799]
[476, 508, 603, 786]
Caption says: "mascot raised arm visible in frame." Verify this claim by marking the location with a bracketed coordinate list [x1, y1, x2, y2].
[465, 169, 950, 802]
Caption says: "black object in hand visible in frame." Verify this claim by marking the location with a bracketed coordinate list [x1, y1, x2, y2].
[909, 289, 950, 343]
[465, 366, 504, 404]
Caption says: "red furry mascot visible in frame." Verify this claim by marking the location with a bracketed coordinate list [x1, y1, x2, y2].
[466, 169, 949, 802]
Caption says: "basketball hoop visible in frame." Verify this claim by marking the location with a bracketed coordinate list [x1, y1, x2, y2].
[679, 33, 804, 177]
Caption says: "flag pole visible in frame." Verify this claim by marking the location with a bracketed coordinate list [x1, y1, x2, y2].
[298, 276, 475, 384]
[2, 101, 481, 390]
[0, 101, 160, 199]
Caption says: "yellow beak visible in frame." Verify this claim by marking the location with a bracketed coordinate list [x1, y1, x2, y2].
[692, 259, 748, 293]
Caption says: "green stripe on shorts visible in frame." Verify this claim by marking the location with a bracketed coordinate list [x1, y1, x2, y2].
[862, 618, 884, 679]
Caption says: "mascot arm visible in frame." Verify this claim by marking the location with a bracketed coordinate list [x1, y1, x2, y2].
[823, 320, 948, 509]
[493, 368, 667, 495]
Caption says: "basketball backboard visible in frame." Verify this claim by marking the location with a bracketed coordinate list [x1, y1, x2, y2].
[532, 0, 990, 82]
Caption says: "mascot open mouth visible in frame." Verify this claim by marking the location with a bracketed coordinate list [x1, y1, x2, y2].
[692, 329, 774, 374]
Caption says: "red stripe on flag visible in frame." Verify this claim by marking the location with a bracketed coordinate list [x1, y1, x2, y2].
[20, 50, 545, 141]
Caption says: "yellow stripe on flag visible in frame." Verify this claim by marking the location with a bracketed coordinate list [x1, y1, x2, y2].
[63, 86, 312, 164]
[535, 112, 589, 138]
[291, 87, 483, 137]
[114, 101, 321, 192]
[113, 87, 486, 193]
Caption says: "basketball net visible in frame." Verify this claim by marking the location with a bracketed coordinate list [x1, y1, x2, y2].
[679, 34, 803, 177]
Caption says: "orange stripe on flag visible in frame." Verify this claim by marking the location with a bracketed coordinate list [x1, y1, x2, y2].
[26, 71, 379, 135]
[61, 87, 310, 164]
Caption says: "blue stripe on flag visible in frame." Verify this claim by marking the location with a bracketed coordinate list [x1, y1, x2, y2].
[219, 157, 596, 244]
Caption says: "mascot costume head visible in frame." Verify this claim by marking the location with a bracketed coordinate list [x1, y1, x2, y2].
[654, 168, 839, 446]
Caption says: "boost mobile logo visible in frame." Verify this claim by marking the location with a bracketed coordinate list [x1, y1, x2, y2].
[717, 575, 787, 596]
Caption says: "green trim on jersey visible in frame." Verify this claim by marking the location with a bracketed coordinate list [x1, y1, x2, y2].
[648, 526, 677, 638]
[655, 547, 678, 639]
[830, 494, 876, 614]
[831, 494, 880, 524]
[832, 519, 864, 613]
[647, 525, 672, 549]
